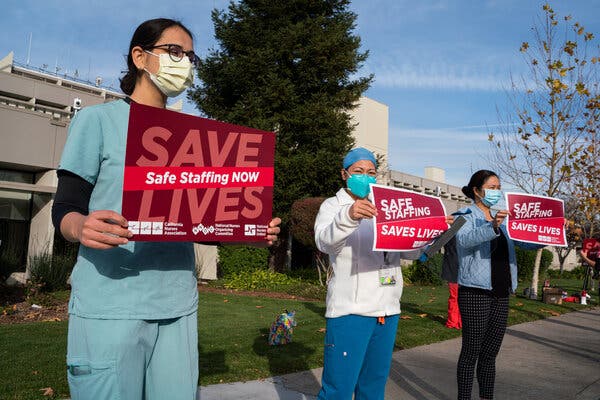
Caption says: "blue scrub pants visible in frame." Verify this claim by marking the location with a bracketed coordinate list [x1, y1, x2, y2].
[66, 312, 198, 400]
[318, 314, 400, 400]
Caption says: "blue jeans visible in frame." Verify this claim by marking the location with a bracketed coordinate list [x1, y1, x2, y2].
[318, 314, 399, 400]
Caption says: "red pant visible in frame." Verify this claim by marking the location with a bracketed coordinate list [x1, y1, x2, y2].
[446, 282, 462, 329]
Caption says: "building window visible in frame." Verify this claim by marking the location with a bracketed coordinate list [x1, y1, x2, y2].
[0, 169, 34, 184]
[0, 190, 32, 221]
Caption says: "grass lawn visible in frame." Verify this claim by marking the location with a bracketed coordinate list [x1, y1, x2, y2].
[0, 322, 68, 400]
[0, 278, 595, 399]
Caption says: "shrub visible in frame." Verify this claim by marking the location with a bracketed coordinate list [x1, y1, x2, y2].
[547, 265, 587, 280]
[224, 269, 297, 290]
[541, 249, 553, 273]
[516, 247, 553, 280]
[286, 267, 322, 284]
[290, 197, 329, 285]
[221, 269, 327, 300]
[403, 253, 443, 286]
[0, 251, 22, 281]
[52, 230, 79, 262]
[217, 245, 270, 278]
[28, 252, 74, 292]
[285, 282, 327, 300]
[289, 197, 327, 249]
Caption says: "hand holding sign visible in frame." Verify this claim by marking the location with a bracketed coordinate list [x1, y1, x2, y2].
[348, 198, 378, 220]
[492, 209, 510, 230]
[266, 217, 282, 245]
[371, 184, 449, 251]
[64, 210, 132, 250]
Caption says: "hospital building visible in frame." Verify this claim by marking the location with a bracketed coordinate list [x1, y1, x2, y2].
[4, 50, 570, 285]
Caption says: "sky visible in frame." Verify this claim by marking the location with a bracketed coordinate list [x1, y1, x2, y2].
[2, 0, 599, 187]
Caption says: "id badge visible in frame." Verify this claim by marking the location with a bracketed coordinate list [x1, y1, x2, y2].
[379, 265, 397, 286]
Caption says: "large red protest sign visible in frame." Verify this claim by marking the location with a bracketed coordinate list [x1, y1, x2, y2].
[505, 192, 566, 246]
[122, 102, 275, 242]
[371, 184, 449, 251]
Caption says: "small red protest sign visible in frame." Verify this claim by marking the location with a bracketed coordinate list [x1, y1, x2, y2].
[581, 238, 600, 253]
[122, 102, 275, 242]
[505, 192, 566, 247]
[371, 184, 449, 251]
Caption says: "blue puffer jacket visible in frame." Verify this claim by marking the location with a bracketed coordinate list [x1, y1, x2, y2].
[455, 204, 542, 293]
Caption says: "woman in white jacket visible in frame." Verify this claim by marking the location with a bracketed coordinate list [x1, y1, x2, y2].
[314, 147, 422, 400]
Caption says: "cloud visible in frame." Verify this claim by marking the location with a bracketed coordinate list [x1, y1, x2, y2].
[369, 62, 510, 91]
[387, 125, 494, 186]
[352, 0, 450, 26]
[392, 126, 490, 141]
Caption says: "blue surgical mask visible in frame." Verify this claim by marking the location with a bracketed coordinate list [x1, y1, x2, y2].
[480, 189, 502, 207]
[347, 174, 376, 199]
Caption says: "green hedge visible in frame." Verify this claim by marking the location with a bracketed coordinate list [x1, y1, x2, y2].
[403, 253, 443, 286]
[217, 245, 270, 278]
[224, 269, 296, 290]
[28, 252, 74, 292]
[221, 269, 327, 300]
[547, 265, 588, 280]
[402, 247, 554, 285]
[516, 247, 553, 280]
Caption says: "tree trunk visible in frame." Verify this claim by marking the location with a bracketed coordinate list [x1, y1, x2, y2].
[529, 248, 544, 299]
[556, 247, 572, 276]
[315, 252, 323, 286]
[314, 251, 330, 286]
[559, 255, 564, 275]
[285, 230, 293, 271]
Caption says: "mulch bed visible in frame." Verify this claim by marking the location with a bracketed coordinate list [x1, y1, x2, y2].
[0, 284, 318, 325]
[0, 285, 67, 325]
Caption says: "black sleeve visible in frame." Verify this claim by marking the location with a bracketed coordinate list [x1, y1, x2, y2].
[441, 236, 459, 283]
[51, 169, 94, 235]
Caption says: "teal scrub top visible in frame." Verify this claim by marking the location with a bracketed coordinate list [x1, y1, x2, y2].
[59, 99, 198, 320]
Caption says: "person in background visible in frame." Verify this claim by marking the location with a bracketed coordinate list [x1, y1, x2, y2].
[314, 147, 453, 400]
[442, 236, 462, 329]
[52, 18, 280, 400]
[455, 170, 542, 400]
[581, 243, 600, 292]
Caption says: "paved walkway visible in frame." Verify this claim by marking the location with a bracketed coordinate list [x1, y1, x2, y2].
[198, 307, 600, 399]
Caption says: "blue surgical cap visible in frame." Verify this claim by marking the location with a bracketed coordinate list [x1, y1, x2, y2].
[343, 147, 377, 169]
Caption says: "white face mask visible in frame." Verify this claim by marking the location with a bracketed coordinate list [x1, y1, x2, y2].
[144, 51, 193, 97]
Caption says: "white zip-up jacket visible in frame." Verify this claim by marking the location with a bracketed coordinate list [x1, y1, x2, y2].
[315, 188, 420, 318]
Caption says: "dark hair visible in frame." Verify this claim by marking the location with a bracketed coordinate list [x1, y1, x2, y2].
[461, 170, 498, 200]
[120, 18, 194, 95]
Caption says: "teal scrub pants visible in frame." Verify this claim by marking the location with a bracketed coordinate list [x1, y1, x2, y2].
[67, 312, 198, 400]
[317, 314, 400, 400]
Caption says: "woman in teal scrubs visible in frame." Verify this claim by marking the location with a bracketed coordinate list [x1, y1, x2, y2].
[52, 18, 280, 400]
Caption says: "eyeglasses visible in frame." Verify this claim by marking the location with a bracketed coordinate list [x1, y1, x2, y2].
[346, 169, 377, 177]
[146, 43, 200, 67]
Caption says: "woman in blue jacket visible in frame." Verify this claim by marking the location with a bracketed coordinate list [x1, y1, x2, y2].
[455, 170, 541, 400]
